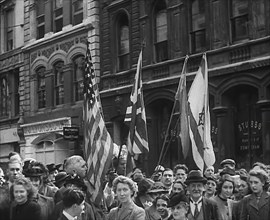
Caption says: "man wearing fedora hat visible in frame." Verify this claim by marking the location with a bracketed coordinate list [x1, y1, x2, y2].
[185, 170, 220, 220]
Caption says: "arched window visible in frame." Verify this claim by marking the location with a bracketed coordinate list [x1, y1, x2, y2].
[54, 61, 64, 105]
[0, 76, 8, 116]
[37, 66, 46, 108]
[73, 55, 85, 101]
[190, 0, 206, 53]
[117, 13, 130, 71]
[154, 2, 168, 62]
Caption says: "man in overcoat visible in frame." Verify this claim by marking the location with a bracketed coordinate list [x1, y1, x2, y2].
[185, 170, 220, 220]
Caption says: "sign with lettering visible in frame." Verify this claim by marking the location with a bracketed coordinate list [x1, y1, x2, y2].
[237, 120, 262, 152]
[63, 127, 79, 140]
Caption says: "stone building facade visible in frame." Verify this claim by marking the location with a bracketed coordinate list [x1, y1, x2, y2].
[18, 0, 100, 165]
[0, 0, 24, 168]
[99, 0, 270, 173]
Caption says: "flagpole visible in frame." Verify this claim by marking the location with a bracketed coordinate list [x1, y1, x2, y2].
[157, 99, 177, 166]
[160, 117, 181, 165]
[157, 56, 189, 166]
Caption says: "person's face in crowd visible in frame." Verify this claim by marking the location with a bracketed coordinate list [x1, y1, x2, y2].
[13, 184, 28, 205]
[205, 180, 216, 196]
[175, 169, 187, 183]
[29, 177, 42, 190]
[161, 170, 174, 187]
[172, 182, 184, 194]
[188, 182, 205, 201]
[204, 167, 214, 178]
[73, 200, 85, 217]
[171, 202, 188, 220]
[132, 168, 143, 182]
[249, 176, 264, 195]
[8, 162, 22, 183]
[239, 179, 249, 197]
[220, 180, 234, 199]
[48, 170, 58, 182]
[156, 198, 169, 218]
[74, 159, 87, 178]
[152, 172, 162, 182]
[116, 182, 133, 204]
[117, 160, 126, 175]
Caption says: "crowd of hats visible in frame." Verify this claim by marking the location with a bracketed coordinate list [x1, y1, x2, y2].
[22, 160, 87, 190]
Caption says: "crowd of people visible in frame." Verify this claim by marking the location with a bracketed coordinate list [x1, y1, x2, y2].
[0, 151, 270, 220]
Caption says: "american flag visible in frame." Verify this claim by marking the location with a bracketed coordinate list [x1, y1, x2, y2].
[124, 50, 149, 158]
[83, 41, 114, 205]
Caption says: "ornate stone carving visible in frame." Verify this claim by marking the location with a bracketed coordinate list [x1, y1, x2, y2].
[31, 52, 38, 64]
[0, 53, 23, 70]
[41, 46, 55, 59]
[60, 40, 75, 53]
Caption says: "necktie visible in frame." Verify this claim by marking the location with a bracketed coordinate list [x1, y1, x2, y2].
[194, 203, 199, 218]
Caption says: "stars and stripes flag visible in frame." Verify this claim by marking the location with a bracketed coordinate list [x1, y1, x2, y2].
[124, 50, 149, 165]
[175, 56, 190, 159]
[188, 53, 215, 171]
[83, 41, 114, 205]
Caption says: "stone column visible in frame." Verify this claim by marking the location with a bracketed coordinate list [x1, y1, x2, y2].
[212, 106, 228, 167]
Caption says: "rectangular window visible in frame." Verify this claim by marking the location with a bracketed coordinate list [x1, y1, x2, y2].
[6, 9, 14, 51]
[36, 0, 45, 39]
[54, 0, 63, 32]
[190, 0, 206, 53]
[231, 0, 248, 41]
[72, 0, 83, 25]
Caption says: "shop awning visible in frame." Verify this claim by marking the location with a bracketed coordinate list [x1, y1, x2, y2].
[31, 132, 63, 145]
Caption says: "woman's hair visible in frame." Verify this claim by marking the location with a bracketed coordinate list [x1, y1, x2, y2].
[173, 164, 188, 174]
[112, 175, 138, 196]
[216, 176, 235, 195]
[10, 177, 36, 201]
[62, 189, 85, 209]
[249, 168, 269, 190]
[153, 194, 169, 207]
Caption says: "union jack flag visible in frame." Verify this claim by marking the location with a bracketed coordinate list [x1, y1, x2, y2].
[124, 50, 149, 159]
[83, 41, 114, 205]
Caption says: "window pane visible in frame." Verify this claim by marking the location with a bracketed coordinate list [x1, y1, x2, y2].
[0, 76, 8, 116]
[37, 0, 45, 16]
[156, 10, 167, 42]
[232, 0, 248, 17]
[54, 62, 64, 105]
[37, 67, 46, 108]
[120, 26, 129, 54]
[192, 0, 205, 30]
[73, 0, 83, 11]
[74, 56, 84, 101]
[55, 0, 63, 9]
